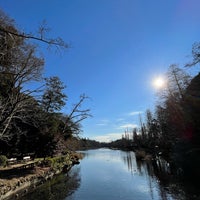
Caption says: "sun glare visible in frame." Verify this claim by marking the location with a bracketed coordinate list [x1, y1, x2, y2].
[153, 77, 166, 89]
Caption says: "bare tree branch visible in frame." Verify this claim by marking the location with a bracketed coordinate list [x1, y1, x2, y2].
[63, 94, 92, 134]
[185, 42, 200, 67]
[0, 26, 70, 49]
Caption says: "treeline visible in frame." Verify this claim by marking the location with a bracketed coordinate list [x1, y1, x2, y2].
[109, 46, 200, 178]
[0, 9, 91, 158]
[64, 137, 104, 151]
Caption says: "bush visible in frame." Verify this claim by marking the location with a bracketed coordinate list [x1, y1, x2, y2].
[135, 150, 146, 160]
[0, 155, 8, 167]
[41, 158, 53, 167]
[40, 157, 63, 169]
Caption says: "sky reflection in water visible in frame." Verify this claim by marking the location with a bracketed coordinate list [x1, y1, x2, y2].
[66, 149, 175, 200]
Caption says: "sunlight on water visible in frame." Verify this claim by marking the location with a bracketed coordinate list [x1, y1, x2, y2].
[65, 149, 175, 200]
[21, 148, 185, 200]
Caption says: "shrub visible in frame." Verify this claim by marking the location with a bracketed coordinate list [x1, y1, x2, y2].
[41, 158, 53, 167]
[0, 155, 8, 167]
[135, 150, 146, 160]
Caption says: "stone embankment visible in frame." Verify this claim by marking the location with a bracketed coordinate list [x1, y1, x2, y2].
[0, 152, 81, 200]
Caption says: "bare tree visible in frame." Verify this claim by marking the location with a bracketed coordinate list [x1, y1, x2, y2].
[62, 94, 92, 136]
[157, 65, 191, 105]
[0, 11, 44, 141]
[0, 48, 44, 141]
[0, 9, 70, 142]
[0, 9, 69, 51]
[185, 42, 200, 67]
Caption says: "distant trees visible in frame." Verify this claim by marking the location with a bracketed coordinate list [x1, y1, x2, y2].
[65, 137, 103, 151]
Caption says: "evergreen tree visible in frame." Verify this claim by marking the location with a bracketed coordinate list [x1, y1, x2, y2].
[41, 76, 67, 113]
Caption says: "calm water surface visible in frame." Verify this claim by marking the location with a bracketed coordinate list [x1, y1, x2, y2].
[66, 148, 175, 200]
[21, 148, 187, 200]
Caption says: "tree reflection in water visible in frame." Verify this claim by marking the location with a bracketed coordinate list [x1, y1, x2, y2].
[20, 150, 200, 200]
[20, 167, 81, 200]
[122, 151, 188, 200]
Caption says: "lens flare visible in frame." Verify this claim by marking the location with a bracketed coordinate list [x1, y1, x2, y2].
[153, 77, 166, 89]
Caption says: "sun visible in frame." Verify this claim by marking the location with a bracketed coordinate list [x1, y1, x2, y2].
[152, 77, 166, 89]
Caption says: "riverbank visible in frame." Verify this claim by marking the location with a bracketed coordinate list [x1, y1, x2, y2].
[0, 152, 81, 200]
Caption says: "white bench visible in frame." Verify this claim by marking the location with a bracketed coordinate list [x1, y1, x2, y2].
[7, 158, 17, 164]
[23, 156, 31, 162]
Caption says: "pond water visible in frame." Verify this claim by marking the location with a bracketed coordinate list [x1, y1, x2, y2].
[65, 148, 175, 200]
[21, 148, 191, 200]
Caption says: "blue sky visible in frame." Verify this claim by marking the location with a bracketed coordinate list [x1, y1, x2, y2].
[1, 0, 200, 142]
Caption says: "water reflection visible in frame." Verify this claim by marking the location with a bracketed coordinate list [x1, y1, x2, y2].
[69, 149, 177, 200]
[122, 151, 187, 200]
[121, 151, 137, 175]
[137, 160, 172, 200]
[20, 167, 81, 200]
[80, 148, 122, 161]
[17, 149, 199, 200]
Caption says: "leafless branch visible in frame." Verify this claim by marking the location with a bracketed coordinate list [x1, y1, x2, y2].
[63, 94, 92, 134]
[0, 26, 70, 49]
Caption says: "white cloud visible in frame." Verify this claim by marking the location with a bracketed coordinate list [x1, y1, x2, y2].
[96, 123, 107, 126]
[91, 133, 122, 143]
[129, 111, 143, 116]
[96, 119, 110, 126]
[100, 119, 110, 123]
[118, 123, 138, 129]
[116, 118, 125, 122]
